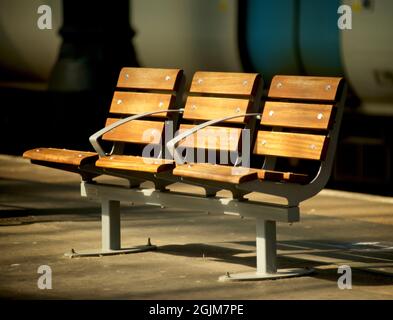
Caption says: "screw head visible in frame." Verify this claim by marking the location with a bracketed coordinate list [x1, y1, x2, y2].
[197, 78, 203, 84]
[158, 101, 164, 108]
[276, 82, 283, 88]
[269, 110, 274, 117]
[165, 75, 171, 81]
[235, 107, 241, 113]
[242, 80, 248, 86]
[310, 144, 316, 150]
[125, 73, 129, 79]
[117, 99, 122, 105]
[191, 104, 197, 110]
[317, 113, 323, 120]
[325, 84, 332, 91]
[261, 140, 267, 146]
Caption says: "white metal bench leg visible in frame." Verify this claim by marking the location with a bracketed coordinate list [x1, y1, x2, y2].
[65, 199, 156, 258]
[219, 218, 313, 281]
[257, 219, 277, 274]
[102, 200, 121, 250]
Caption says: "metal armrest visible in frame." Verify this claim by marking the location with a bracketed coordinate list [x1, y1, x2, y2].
[90, 109, 184, 157]
[166, 113, 260, 163]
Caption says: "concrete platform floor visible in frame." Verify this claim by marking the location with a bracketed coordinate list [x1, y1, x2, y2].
[0, 155, 393, 299]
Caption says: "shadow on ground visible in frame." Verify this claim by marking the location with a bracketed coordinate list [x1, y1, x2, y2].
[158, 241, 393, 287]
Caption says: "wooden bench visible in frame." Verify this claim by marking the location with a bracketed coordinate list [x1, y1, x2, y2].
[24, 67, 185, 189]
[24, 68, 346, 281]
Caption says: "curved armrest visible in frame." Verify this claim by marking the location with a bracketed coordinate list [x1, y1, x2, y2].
[166, 113, 260, 163]
[90, 109, 184, 156]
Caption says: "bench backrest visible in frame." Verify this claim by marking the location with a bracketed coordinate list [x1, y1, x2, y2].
[102, 67, 185, 156]
[254, 75, 345, 180]
[178, 71, 263, 164]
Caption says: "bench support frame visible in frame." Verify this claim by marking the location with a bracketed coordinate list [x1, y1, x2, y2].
[219, 218, 313, 281]
[65, 198, 156, 258]
[74, 181, 312, 280]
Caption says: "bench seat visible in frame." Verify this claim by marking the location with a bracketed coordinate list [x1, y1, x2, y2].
[23, 67, 185, 184]
[173, 163, 258, 184]
[95, 155, 175, 173]
[173, 163, 309, 185]
[23, 148, 98, 166]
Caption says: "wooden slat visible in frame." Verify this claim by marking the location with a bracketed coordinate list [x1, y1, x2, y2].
[173, 163, 258, 184]
[256, 169, 309, 184]
[23, 148, 98, 166]
[96, 155, 174, 173]
[102, 118, 164, 145]
[269, 76, 343, 101]
[117, 67, 183, 91]
[261, 101, 334, 130]
[110, 92, 175, 117]
[183, 96, 252, 123]
[178, 124, 242, 151]
[190, 71, 260, 96]
[254, 131, 328, 160]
